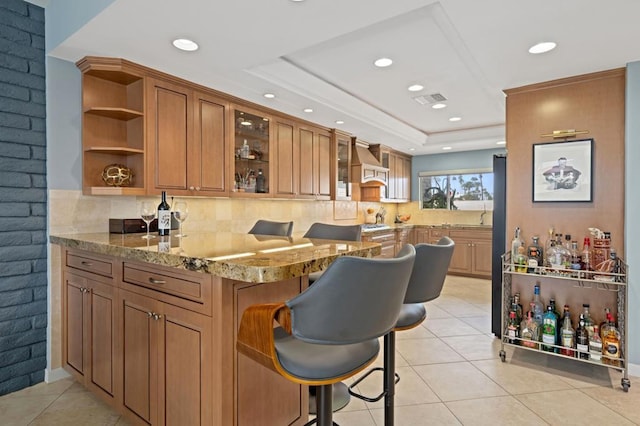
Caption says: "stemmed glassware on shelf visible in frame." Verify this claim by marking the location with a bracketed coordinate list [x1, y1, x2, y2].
[140, 202, 156, 240]
[173, 201, 188, 238]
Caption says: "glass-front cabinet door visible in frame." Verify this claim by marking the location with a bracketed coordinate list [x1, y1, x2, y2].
[232, 106, 271, 195]
[333, 130, 352, 200]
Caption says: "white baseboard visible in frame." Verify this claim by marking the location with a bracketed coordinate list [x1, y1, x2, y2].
[627, 362, 640, 379]
[45, 367, 70, 383]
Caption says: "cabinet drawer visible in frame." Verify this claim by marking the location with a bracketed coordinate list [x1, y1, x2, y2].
[66, 252, 113, 278]
[123, 263, 204, 304]
[362, 232, 396, 243]
[449, 229, 491, 241]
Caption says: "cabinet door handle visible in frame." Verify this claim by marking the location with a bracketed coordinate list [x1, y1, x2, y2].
[153, 314, 162, 321]
[189, 186, 195, 190]
[81, 261, 93, 266]
[148, 277, 166, 285]
[147, 311, 153, 318]
[195, 187, 200, 191]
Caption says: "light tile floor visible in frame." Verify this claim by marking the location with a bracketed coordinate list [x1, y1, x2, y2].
[1, 275, 637, 425]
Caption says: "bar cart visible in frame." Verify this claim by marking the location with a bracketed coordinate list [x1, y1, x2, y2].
[499, 252, 631, 392]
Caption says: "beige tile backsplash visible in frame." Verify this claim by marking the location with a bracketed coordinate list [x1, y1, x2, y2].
[49, 190, 492, 236]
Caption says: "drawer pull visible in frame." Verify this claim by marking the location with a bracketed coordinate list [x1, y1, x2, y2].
[153, 313, 163, 321]
[148, 277, 167, 285]
[80, 261, 93, 267]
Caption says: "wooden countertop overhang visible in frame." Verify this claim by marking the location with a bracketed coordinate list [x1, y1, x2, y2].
[50, 231, 381, 283]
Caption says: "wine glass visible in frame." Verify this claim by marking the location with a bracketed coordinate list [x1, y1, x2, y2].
[140, 202, 156, 240]
[173, 201, 188, 237]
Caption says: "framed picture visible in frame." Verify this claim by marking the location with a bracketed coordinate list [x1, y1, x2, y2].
[532, 139, 593, 202]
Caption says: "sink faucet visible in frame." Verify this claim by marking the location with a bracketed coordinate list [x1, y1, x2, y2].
[480, 210, 487, 225]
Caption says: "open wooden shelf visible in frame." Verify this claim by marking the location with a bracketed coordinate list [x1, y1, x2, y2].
[84, 146, 145, 155]
[85, 186, 147, 196]
[84, 107, 143, 120]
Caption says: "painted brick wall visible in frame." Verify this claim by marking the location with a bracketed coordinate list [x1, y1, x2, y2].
[0, 0, 47, 396]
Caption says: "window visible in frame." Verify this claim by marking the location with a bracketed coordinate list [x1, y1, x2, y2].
[419, 169, 494, 211]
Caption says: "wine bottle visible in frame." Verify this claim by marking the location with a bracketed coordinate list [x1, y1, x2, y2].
[157, 191, 171, 236]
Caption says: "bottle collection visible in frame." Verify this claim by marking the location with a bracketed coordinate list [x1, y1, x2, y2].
[510, 226, 623, 282]
[506, 283, 622, 366]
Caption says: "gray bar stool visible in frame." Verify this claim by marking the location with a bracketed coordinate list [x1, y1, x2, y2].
[248, 219, 294, 237]
[348, 237, 455, 426]
[237, 245, 416, 426]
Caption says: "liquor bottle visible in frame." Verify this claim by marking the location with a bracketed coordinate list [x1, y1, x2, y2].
[569, 241, 582, 274]
[560, 305, 576, 357]
[531, 283, 545, 326]
[506, 311, 519, 344]
[610, 249, 621, 282]
[581, 237, 593, 278]
[520, 308, 540, 349]
[589, 324, 603, 362]
[599, 307, 611, 339]
[514, 246, 528, 272]
[527, 236, 543, 273]
[549, 298, 561, 352]
[544, 226, 555, 265]
[576, 314, 590, 360]
[564, 234, 572, 251]
[602, 313, 621, 366]
[512, 293, 523, 325]
[157, 191, 171, 236]
[541, 306, 557, 352]
[581, 303, 594, 338]
[255, 169, 266, 193]
[511, 227, 524, 265]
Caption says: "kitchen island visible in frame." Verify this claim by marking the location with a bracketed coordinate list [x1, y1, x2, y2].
[50, 231, 381, 426]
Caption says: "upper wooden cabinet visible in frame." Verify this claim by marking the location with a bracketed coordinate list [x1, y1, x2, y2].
[372, 145, 411, 202]
[332, 130, 352, 200]
[231, 106, 271, 197]
[77, 57, 146, 195]
[146, 78, 229, 196]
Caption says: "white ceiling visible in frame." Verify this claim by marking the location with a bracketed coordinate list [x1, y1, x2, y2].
[48, 0, 640, 155]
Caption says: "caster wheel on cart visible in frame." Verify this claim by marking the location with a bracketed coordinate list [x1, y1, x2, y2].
[622, 378, 631, 392]
[499, 350, 506, 362]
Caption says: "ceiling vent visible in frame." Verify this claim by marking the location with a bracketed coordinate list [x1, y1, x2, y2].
[413, 93, 447, 105]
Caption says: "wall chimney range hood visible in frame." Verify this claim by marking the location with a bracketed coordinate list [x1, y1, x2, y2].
[351, 140, 388, 186]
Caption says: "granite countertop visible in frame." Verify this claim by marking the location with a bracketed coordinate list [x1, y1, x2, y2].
[361, 223, 492, 235]
[50, 231, 381, 283]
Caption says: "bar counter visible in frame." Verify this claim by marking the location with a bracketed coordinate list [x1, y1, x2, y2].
[50, 231, 381, 282]
[50, 231, 381, 426]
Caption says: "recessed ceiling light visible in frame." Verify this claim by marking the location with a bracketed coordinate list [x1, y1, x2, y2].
[240, 120, 252, 126]
[449, 116, 462, 122]
[335, 120, 344, 125]
[289, 0, 305, 2]
[303, 108, 313, 113]
[442, 146, 452, 151]
[432, 103, 447, 109]
[263, 93, 275, 99]
[528, 41, 556, 54]
[496, 140, 506, 145]
[408, 84, 424, 92]
[374, 57, 393, 68]
[172, 38, 199, 52]
[409, 148, 415, 151]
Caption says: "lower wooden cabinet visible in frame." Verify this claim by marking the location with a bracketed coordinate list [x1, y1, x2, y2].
[361, 231, 397, 258]
[449, 229, 492, 278]
[63, 260, 117, 405]
[120, 289, 213, 426]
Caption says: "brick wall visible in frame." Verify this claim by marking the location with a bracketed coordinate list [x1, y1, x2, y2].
[0, 0, 47, 396]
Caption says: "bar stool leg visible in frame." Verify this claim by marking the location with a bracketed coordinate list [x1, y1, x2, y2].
[384, 331, 396, 426]
[318, 384, 334, 426]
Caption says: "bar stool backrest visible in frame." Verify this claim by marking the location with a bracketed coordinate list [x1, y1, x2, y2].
[248, 220, 294, 237]
[303, 223, 362, 242]
[404, 237, 455, 304]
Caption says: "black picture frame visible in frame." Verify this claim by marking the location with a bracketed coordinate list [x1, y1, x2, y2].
[532, 139, 593, 202]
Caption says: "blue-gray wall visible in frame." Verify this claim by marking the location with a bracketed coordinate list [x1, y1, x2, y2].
[410, 148, 505, 201]
[0, 0, 47, 396]
[46, 57, 82, 190]
[625, 60, 639, 367]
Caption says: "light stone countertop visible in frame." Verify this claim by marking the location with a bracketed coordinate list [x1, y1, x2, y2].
[50, 231, 381, 283]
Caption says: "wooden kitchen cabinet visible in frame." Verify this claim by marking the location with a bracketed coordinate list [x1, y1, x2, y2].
[362, 231, 397, 258]
[62, 251, 118, 406]
[297, 124, 331, 200]
[448, 229, 492, 278]
[372, 145, 411, 202]
[332, 130, 353, 200]
[231, 105, 272, 196]
[77, 57, 146, 196]
[147, 78, 229, 196]
[396, 227, 413, 252]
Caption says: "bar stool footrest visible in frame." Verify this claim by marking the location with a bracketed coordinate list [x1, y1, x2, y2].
[347, 367, 400, 403]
